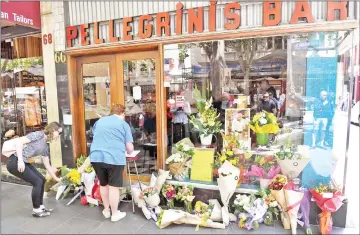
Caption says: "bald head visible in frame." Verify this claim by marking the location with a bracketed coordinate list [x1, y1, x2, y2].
[320, 91, 328, 101]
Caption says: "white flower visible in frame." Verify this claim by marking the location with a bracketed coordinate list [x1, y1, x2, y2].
[166, 153, 182, 164]
[235, 195, 250, 206]
[183, 145, 190, 152]
[186, 195, 195, 202]
[259, 117, 268, 125]
[269, 201, 278, 207]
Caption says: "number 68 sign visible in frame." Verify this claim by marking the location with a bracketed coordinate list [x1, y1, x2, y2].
[54, 51, 66, 63]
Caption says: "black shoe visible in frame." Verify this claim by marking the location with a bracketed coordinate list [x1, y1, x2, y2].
[32, 211, 51, 217]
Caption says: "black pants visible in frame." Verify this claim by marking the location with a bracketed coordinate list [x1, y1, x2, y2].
[6, 155, 45, 209]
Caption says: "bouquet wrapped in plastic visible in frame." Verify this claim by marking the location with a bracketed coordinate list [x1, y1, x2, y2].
[268, 174, 291, 229]
[217, 160, 240, 226]
[175, 185, 195, 213]
[233, 194, 268, 230]
[194, 201, 214, 231]
[310, 185, 345, 235]
[162, 184, 176, 209]
[283, 182, 304, 234]
[157, 209, 225, 230]
[51, 166, 82, 200]
[299, 189, 313, 234]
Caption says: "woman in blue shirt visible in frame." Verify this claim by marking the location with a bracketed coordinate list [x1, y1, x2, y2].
[90, 104, 134, 222]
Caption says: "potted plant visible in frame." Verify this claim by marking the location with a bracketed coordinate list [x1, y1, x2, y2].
[189, 97, 222, 146]
[249, 111, 279, 146]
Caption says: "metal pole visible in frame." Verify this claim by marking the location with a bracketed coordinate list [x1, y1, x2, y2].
[342, 30, 355, 195]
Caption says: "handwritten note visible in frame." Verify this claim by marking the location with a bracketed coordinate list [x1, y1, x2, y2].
[190, 148, 215, 182]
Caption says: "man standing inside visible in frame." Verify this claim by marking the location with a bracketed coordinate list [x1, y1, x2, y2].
[312, 91, 333, 149]
[260, 79, 278, 100]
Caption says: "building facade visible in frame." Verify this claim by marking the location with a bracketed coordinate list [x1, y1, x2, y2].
[39, 0, 359, 201]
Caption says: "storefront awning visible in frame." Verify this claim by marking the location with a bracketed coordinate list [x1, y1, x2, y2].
[1, 1, 40, 29]
[1, 1, 41, 40]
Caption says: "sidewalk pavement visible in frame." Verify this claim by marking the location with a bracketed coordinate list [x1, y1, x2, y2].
[1, 182, 358, 234]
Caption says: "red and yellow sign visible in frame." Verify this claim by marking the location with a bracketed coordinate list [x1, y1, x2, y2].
[66, 0, 348, 48]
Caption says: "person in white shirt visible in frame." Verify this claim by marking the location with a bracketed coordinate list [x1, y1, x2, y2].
[231, 112, 249, 133]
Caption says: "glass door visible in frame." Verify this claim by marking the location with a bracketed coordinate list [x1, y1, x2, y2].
[116, 51, 164, 179]
[74, 55, 118, 158]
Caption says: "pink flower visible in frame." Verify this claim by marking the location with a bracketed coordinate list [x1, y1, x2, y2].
[166, 190, 176, 199]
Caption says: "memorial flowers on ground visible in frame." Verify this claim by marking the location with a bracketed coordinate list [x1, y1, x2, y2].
[232, 194, 268, 230]
[175, 185, 195, 213]
[162, 184, 176, 209]
[51, 166, 82, 200]
[193, 201, 214, 231]
[310, 184, 345, 235]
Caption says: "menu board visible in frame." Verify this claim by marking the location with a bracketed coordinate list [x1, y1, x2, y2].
[190, 148, 215, 183]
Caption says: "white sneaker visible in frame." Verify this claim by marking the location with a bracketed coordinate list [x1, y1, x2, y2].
[102, 209, 111, 219]
[111, 211, 126, 222]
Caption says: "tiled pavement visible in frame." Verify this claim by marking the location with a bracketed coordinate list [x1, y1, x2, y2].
[1, 182, 358, 234]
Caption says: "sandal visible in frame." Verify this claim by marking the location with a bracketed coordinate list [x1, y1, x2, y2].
[32, 211, 51, 217]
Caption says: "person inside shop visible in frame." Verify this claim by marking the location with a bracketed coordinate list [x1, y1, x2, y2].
[2, 122, 62, 217]
[249, 90, 260, 117]
[259, 91, 277, 115]
[260, 79, 278, 100]
[89, 104, 134, 222]
[143, 110, 157, 159]
[312, 91, 333, 149]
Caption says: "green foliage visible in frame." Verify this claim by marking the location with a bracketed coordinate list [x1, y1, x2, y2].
[1, 57, 43, 71]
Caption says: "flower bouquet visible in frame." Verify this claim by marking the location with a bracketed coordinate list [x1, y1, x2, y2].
[194, 201, 214, 231]
[245, 155, 280, 189]
[167, 138, 194, 178]
[139, 187, 160, 208]
[162, 184, 176, 209]
[166, 153, 187, 176]
[217, 160, 240, 226]
[157, 209, 225, 230]
[214, 150, 239, 171]
[268, 174, 291, 229]
[222, 132, 242, 153]
[175, 185, 195, 213]
[257, 189, 281, 226]
[310, 184, 345, 235]
[51, 166, 82, 200]
[76, 155, 96, 197]
[275, 142, 311, 180]
[189, 97, 222, 146]
[299, 189, 313, 234]
[233, 194, 268, 230]
[249, 111, 279, 146]
[283, 181, 304, 234]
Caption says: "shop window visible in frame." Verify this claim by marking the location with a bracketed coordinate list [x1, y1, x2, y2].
[163, 31, 353, 192]
[1, 57, 46, 172]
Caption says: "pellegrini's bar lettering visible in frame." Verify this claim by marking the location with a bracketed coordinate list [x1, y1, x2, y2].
[66, 0, 348, 48]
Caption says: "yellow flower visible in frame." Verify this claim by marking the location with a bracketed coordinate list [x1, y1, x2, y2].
[220, 154, 227, 162]
[226, 151, 234, 156]
[230, 159, 237, 165]
[67, 169, 81, 185]
[259, 158, 266, 166]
